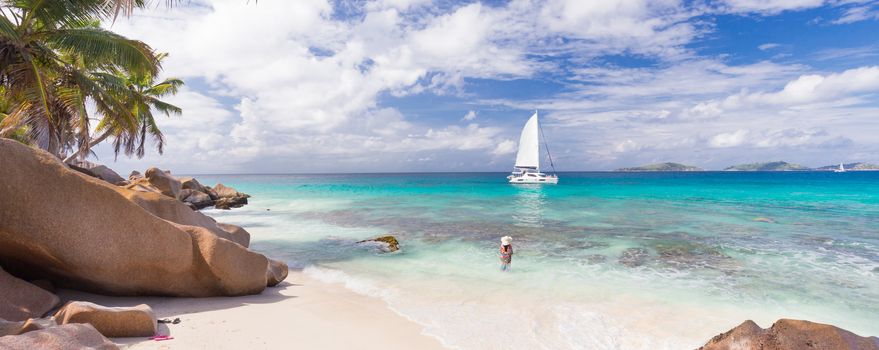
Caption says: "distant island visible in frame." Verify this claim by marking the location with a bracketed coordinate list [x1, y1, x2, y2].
[814, 162, 879, 171]
[614, 161, 879, 171]
[724, 161, 809, 171]
[616, 162, 703, 172]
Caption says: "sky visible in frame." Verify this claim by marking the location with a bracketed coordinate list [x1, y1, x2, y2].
[93, 0, 879, 173]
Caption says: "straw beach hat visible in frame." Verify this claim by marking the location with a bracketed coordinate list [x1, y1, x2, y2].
[501, 236, 512, 246]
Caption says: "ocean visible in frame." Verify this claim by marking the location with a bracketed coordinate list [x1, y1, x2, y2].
[198, 172, 879, 349]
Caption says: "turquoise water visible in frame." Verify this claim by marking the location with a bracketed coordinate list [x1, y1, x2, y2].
[200, 172, 879, 349]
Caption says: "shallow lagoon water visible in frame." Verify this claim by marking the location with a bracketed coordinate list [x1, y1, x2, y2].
[200, 172, 879, 349]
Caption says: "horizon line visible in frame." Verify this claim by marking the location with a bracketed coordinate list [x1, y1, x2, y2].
[179, 169, 875, 176]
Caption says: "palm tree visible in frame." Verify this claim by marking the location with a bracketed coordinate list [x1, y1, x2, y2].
[0, 87, 29, 144]
[104, 0, 180, 21]
[64, 60, 184, 162]
[0, 0, 159, 157]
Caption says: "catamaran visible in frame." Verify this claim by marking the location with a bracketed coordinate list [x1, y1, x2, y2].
[834, 163, 846, 173]
[507, 111, 559, 184]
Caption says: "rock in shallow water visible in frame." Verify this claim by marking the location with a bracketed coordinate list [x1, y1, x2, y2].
[357, 235, 400, 253]
[654, 241, 734, 270]
[618, 248, 649, 267]
[211, 183, 251, 209]
[214, 196, 248, 209]
[213, 183, 248, 199]
[586, 254, 607, 264]
[700, 319, 879, 350]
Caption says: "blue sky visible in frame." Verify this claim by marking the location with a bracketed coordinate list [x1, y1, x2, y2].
[95, 0, 879, 173]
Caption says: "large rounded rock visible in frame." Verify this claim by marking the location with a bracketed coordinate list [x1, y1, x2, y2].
[701, 320, 764, 350]
[91, 165, 126, 185]
[179, 177, 206, 192]
[211, 183, 250, 209]
[144, 167, 181, 198]
[0, 267, 59, 321]
[700, 319, 879, 350]
[0, 317, 56, 337]
[266, 259, 289, 287]
[0, 139, 283, 296]
[214, 196, 248, 210]
[53, 301, 156, 338]
[66, 160, 125, 185]
[0, 323, 117, 350]
[217, 223, 252, 248]
[177, 189, 214, 210]
[119, 189, 250, 248]
[213, 183, 241, 198]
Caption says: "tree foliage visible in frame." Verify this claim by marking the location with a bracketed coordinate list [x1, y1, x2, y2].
[0, 0, 181, 160]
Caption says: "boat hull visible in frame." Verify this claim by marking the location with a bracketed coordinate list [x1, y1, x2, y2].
[507, 174, 558, 184]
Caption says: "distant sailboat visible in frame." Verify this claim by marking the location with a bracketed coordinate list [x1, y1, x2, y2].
[834, 163, 846, 173]
[507, 111, 559, 184]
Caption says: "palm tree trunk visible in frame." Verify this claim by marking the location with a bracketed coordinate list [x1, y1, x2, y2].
[63, 130, 112, 163]
[47, 135, 61, 159]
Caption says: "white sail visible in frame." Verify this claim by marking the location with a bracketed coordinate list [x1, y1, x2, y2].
[507, 111, 558, 184]
[839, 163, 845, 171]
[514, 112, 540, 170]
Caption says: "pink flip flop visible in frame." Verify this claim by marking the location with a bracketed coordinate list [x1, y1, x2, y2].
[149, 335, 173, 341]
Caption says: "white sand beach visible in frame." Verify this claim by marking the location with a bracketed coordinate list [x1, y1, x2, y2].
[57, 271, 447, 350]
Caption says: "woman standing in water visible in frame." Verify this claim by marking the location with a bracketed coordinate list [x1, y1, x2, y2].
[500, 236, 513, 271]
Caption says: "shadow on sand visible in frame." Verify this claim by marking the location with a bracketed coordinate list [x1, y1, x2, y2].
[54, 280, 301, 347]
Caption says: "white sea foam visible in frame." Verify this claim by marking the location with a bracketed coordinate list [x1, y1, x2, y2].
[301, 264, 734, 350]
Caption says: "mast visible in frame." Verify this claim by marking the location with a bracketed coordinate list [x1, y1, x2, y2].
[537, 111, 556, 175]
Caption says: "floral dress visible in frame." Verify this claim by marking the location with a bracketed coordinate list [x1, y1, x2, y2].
[500, 244, 513, 264]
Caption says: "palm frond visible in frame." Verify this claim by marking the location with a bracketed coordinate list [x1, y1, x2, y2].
[145, 77, 183, 97]
[43, 27, 159, 75]
[0, 14, 21, 41]
[146, 97, 181, 116]
[19, 0, 113, 30]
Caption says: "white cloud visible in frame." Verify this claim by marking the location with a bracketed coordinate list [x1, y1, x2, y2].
[721, 0, 826, 14]
[723, 66, 879, 107]
[537, 0, 702, 59]
[366, 0, 431, 12]
[833, 5, 879, 24]
[492, 139, 517, 155]
[758, 43, 781, 51]
[614, 139, 642, 153]
[753, 128, 827, 148]
[709, 129, 750, 148]
[462, 110, 477, 121]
